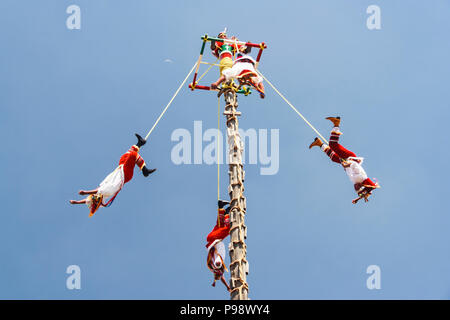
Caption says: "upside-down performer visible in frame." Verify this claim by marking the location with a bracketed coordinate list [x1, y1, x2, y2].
[309, 117, 380, 204]
[69, 134, 156, 216]
[206, 200, 231, 292]
[210, 47, 265, 99]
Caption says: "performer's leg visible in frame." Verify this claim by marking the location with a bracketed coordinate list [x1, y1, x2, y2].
[309, 137, 341, 164]
[326, 117, 357, 159]
[79, 188, 98, 195]
[332, 142, 356, 159]
[321, 144, 342, 164]
[329, 128, 357, 159]
[257, 82, 265, 92]
[142, 166, 156, 177]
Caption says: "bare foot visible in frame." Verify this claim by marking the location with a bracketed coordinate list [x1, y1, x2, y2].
[79, 190, 87, 195]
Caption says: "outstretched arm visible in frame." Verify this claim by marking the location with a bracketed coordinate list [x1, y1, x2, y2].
[70, 198, 87, 205]
[133, 134, 156, 177]
[211, 75, 226, 89]
[352, 190, 372, 204]
[352, 195, 363, 204]
[221, 276, 231, 292]
[210, 42, 220, 59]
[136, 154, 156, 177]
[79, 189, 98, 195]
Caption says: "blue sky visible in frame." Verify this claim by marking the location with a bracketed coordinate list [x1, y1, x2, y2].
[1, 0, 449, 299]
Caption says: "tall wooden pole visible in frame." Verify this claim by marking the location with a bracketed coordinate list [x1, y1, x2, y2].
[223, 88, 249, 300]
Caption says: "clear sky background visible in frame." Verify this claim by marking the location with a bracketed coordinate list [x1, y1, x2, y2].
[1, 0, 449, 299]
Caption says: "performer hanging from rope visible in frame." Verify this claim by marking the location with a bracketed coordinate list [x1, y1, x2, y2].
[210, 46, 265, 99]
[309, 117, 380, 204]
[206, 200, 231, 292]
[69, 134, 157, 216]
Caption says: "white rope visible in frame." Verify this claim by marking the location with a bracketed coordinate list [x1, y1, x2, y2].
[145, 62, 197, 140]
[257, 70, 329, 144]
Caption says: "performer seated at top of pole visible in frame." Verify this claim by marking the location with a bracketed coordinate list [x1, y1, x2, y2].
[309, 117, 380, 204]
[210, 28, 244, 75]
[205, 200, 231, 292]
[69, 134, 157, 216]
[210, 46, 266, 99]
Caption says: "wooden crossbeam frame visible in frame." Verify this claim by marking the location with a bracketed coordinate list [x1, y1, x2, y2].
[188, 34, 267, 95]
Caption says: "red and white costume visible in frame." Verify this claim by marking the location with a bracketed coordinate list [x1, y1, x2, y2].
[206, 208, 230, 275]
[206, 240, 227, 276]
[87, 145, 146, 208]
[221, 54, 263, 85]
[322, 127, 377, 194]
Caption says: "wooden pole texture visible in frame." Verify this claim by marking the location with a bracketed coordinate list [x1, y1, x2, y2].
[223, 88, 249, 300]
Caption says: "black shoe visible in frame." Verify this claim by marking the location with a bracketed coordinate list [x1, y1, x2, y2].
[142, 166, 156, 177]
[135, 133, 147, 148]
[218, 199, 230, 208]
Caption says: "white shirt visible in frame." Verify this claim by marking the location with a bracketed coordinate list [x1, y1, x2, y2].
[344, 158, 368, 184]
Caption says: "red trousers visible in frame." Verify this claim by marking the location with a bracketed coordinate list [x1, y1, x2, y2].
[325, 130, 357, 164]
[206, 225, 230, 248]
[206, 209, 230, 248]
